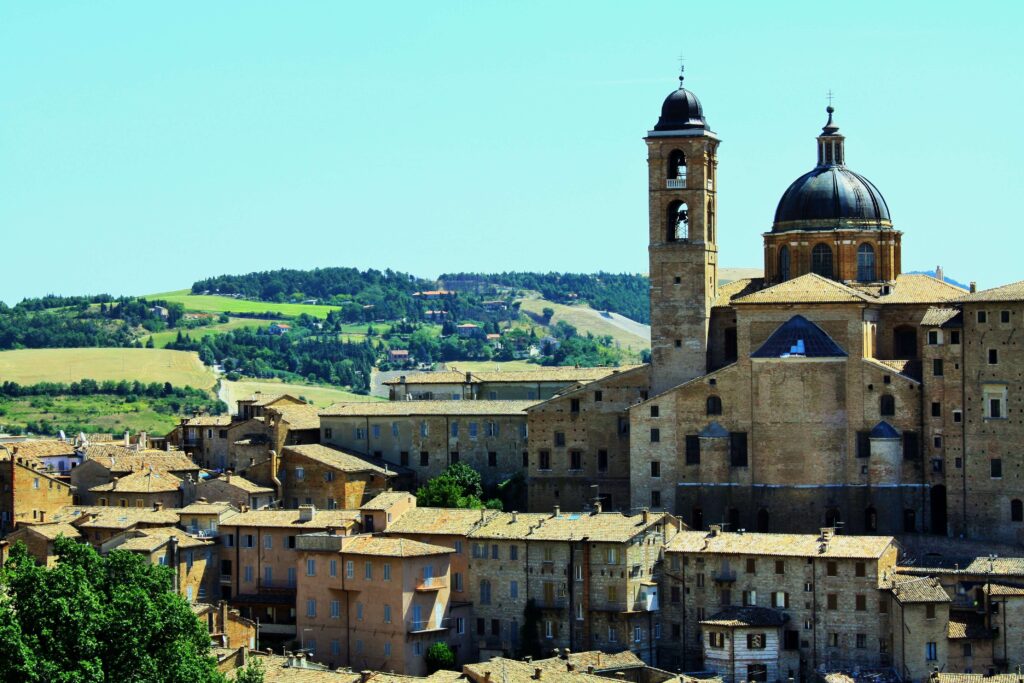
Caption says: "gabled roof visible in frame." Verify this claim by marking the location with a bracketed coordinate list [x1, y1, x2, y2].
[89, 469, 183, 494]
[82, 448, 199, 473]
[360, 491, 414, 511]
[9, 440, 76, 459]
[958, 279, 1024, 303]
[920, 307, 963, 328]
[198, 474, 274, 494]
[713, 277, 764, 307]
[870, 421, 900, 439]
[891, 577, 950, 604]
[338, 534, 451, 557]
[268, 404, 321, 430]
[13, 522, 81, 540]
[181, 415, 232, 427]
[384, 507, 496, 536]
[667, 529, 894, 559]
[283, 444, 395, 476]
[701, 606, 788, 627]
[220, 509, 360, 529]
[521, 511, 668, 543]
[751, 315, 847, 358]
[878, 274, 968, 304]
[734, 273, 871, 305]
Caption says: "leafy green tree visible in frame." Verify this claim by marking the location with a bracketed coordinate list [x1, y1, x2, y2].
[232, 657, 265, 683]
[541, 307, 555, 324]
[0, 537, 224, 683]
[416, 462, 501, 509]
[425, 642, 456, 673]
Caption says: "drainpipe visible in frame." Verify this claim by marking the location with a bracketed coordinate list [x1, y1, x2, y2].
[960, 326, 968, 534]
[269, 451, 283, 505]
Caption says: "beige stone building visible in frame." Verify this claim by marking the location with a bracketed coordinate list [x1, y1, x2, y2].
[386, 367, 639, 402]
[88, 468, 194, 509]
[295, 533, 468, 674]
[70, 448, 199, 506]
[660, 527, 898, 680]
[196, 472, 276, 510]
[280, 443, 398, 510]
[320, 401, 534, 488]
[0, 451, 75, 531]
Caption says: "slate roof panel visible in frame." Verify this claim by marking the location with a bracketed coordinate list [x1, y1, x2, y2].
[751, 315, 847, 358]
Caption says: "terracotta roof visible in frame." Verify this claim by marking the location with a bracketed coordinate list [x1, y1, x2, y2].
[13, 522, 81, 540]
[269, 404, 321, 430]
[181, 415, 232, 427]
[985, 582, 1024, 596]
[53, 506, 182, 530]
[219, 509, 360, 530]
[713, 277, 764, 307]
[385, 507, 497, 536]
[89, 469, 183, 494]
[338, 534, 451, 557]
[947, 611, 995, 640]
[920, 307, 962, 327]
[701, 606, 788, 627]
[963, 557, 1024, 576]
[733, 273, 871, 305]
[360, 491, 414, 511]
[667, 529, 895, 559]
[469, 366, 642, 384]
[383, 370, 478, 386]
[238, 393, 305, 407]
[230, 652, 360, 682]
[469, 512, 551, 540]
[199, 474, 274, 494]
[957, 279, 1024, 303]
[864, 358, 922, 382]
[117, 527, 213, 552]
[82, 448, 199, 473]
[464, 656, 614, 683]
[934, 675, 1024, 683]
[537, 651, 645, 672]
[891, 577, 950, 604]
[10, 440, 76, 459]
[320, 400, 537, 417]
[178, 501, 238, 515]
[878, 274, 968, 304]
[284, 444, 395, 475]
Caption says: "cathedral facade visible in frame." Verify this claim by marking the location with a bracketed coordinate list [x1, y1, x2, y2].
[526, 75, 1024, 547]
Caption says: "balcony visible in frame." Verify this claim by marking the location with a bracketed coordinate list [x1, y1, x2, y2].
[408, 618, 451, 634]
[416, 577, 446, 591]
[537, 598, 567, 610]
[713, 569, 737, 583]
[220, 574, 232, 584]
[590, 600, 628, 612]
[666, 179, 686, 189]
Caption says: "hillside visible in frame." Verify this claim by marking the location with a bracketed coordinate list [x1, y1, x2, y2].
[0, 348, 216, 389]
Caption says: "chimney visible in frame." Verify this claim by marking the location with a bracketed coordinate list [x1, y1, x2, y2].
[512, 510, 518, 522]
[361, 671, 373, 683]
[642, 508, 650, 524]
[567, 664, 575, 672]
[970, 281, 977, 293]
[298, 504, 315, 522]
[484, 672, 492, 683]
[465, 372, 472, 383]
[820, 527, 834, 542]
[534, 668, 543, 680]
[219, 600, 229, 629]
[525, 656, 533, 664]
[587, 666, 595, 675]
[123, 430, 130, 447]
[226, 472, 232, 483]
[935, 265, 944, 283]
[593, 500, 602, 515]
[153, 502, 164, 511]
[138, 431, 148, 450]
[553, 505, 560, 518]
[240, 504, 250, 513]
[39, 511, 45, 522]
[708, 524, 721, 537]
[563, 648, 570, 659]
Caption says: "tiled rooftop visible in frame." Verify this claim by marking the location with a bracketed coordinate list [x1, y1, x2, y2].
[200, 473, 274, 494]
[338, 534, 452, 557]
[181, 415, 232, 427]
[666, 529, 895, 559]
[385, 507, 497, 536]
[956, 279, 1024, 303]
[269, 404, 322, 430]
[9, 439, 76, 458]
[877, 274, 968, 304]
[360, 491, 414, 511]
[712, 277, 764, 307]
[284, 444, 395, 475]
[219, 509, 360, 529]
[82, 448, 199, 473]
[320, 400, 537, 417]
[734, 273, 871, 305]
[920, 307, 962, 328]
[890, 577, 950, 604]
[89, 469, 183, 493]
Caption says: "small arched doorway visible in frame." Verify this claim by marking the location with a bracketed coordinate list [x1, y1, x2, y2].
[930, 485, 948, 536]
[756, 508, 770, 533]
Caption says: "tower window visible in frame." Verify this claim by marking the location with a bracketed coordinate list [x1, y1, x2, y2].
[707, 200, 715, 243]
[706, 395, 723, 415]
[667, 150, 687, 185]
[1012, 499, 1023, 522]
[880, 394, 895, 417]
[857, 243, 876, 281]
[811, 244, 834, 279]
[778, 245, 791, 282]
[667, 201, 689, 241]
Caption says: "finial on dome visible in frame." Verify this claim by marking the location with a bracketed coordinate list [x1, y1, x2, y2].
[677, 55, 685, 89]
[822, 98, 840, 135]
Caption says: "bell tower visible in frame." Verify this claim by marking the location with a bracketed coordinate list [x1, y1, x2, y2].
[646, 69, 719, 394]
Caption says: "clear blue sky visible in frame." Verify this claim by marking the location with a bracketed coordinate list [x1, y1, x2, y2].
[2, 1, 1021, 304]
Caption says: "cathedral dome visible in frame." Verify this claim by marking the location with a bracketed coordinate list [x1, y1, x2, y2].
[771, 107, 891, 232]
[653, 73, 708, 132]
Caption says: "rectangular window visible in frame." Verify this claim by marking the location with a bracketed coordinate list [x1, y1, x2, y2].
[554, 432, 565, 447]
[855, 561, 866, 577]
[856, 594, 867, 611]
[570, 398, 580, 413]
[287, 567, 296, 586]
[926, 642, 938, 661]
[570, 450, 582, 470]
[927, 330, 939, 345]
[597, 449, 608, 472]
[978, 310, 988, 324]
[709, 631, 724, 648]
[989, 349, 999, 364]
[383, 604, 391, 623]
[331, 600, 341, 619]
[992, 459, 1003, 478]
[451, 421, 459, 437]
[933, 359, 944, 376]
[651, 490, 661, 507]
[747, 633, 766, 649]
[509, 545, 518, 560]
[510, 580, 519, 599]
[856, 430, 871, 458]
[730, 432, 748, 467]
[650, 461, 661, 477]
[420, 451, 429, 467]
[372, 424, 380, 439]
[383, 563, 391, 580]
[931, 402, 941, 417]
[306, 559, 316, 576]
[950, 330, 961, 344]
[1002, 310, 1011, 323]
[356, 602, 363, 620]
[264, 535, 273, 549]
[454, 572, 463, 591]
[469, 422, 478, 439]
[364, 561, 372, 579]
[243, 566, 253, 582]
[775, 560, 785, 575]
[685, 435, 700, 465]
[650, 428, 660, 443]
[295, 467, 304, 480]
[306, 599, 317, 618]
[746, 558, 756, 574]
[264, 566, 273, 584]
[539, 450, 551, 470]
[346, 561, 354, 579]
[772, 591, 788, 608]
[903, 431, 920, 459]
[827, 594, 838, 610]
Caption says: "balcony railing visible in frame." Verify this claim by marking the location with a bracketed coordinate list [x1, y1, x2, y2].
[416, 577, 446, 591]
[666, 179, 686, 189]
[713, 569, 737, 583]
[220, 574, 232, 584]
[537, 598, 567, 610]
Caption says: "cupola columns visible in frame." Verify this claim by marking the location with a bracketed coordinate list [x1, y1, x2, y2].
[816, 106, 845, 167]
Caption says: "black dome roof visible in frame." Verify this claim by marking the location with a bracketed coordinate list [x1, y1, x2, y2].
[771, 107, 891, 232]
[653, 77, 708, 131]
[773, 167, 891, 229]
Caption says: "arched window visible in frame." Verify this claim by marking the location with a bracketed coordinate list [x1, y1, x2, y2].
[667, 201, 688, 241]
[1012, 499, 1024, 522]
[880, 394, 895, 417]
[778, 245, 791, 282]
[756, 508, 770, 533]
[811, 244, 834, 279]
[667, 150, 687, 184]
[864, 506, 878, 533]
[707, 200, 715, 243]
[857, 243, 876, 281]
[706, 395, 722, 415]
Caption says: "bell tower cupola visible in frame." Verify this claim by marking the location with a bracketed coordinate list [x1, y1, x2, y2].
[646, 68, 720, 394]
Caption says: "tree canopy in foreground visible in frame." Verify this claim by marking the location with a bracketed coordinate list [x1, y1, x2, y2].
[0, 537, 224, 683]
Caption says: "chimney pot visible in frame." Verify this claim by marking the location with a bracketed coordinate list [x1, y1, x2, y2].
[642, 508, 650, 523]
[525, 656, 533, 664]
[153, 502, 163, 511]
[970, 281, 977, 293]
[534, 668, 543, 680]
[553, 505, 560, 518]
[512, 510, 518, 522]
[588, 666, 595, 675]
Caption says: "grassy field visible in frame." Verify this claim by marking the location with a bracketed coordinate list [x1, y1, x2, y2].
[0, 348, 217, 390]
[144, 317, 281, 348]
[220, 379, 384, 409]
[146, 289, 340, 319]
[0, 394, 191, 435]
[518, 298, 650, 353]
